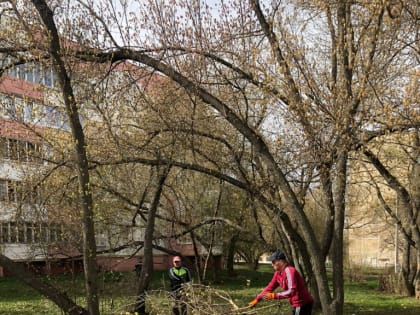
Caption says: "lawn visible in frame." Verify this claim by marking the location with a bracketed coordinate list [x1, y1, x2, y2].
[343, 279, 420, 315]
[0, 265, 418, 314]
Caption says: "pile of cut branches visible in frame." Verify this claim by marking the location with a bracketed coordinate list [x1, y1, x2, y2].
[144, 284, 279, 315]
[112, 284, 282, 314]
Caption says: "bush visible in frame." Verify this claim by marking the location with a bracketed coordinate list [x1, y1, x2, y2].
[344, 264, 366, 282]
[379, 270, 415, 296]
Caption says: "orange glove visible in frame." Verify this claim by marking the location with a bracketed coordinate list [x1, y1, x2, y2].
[248, 299, 258, 307]
[263, 292, 277, 300]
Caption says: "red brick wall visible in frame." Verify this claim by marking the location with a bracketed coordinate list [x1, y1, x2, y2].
[0, 77, 43, 100]
[96, 255, 172, 272]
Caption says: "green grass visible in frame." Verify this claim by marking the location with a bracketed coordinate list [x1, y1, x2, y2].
[0, 265, 419, 314]
[0, 276, 61, 315]
[343, 278, 420, 314]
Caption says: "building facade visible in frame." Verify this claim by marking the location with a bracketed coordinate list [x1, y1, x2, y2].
[0, 55, 212, 276]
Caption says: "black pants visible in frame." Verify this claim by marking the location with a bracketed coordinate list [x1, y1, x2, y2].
[292, 301, 313, 315]
[172, 291, 187, 315]
[172, 300, 186, 315]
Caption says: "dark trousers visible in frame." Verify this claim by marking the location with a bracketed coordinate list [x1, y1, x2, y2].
[292, 301, 313, 315]
[172, 291, 187, 315]
[172, 302, 187, 315]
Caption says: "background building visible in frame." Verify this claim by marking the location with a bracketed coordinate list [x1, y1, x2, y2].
[0, 52, 222, 276]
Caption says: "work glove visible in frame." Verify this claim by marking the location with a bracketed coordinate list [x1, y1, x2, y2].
[248, 299, 258, 307]
[263, 292, 277, 300]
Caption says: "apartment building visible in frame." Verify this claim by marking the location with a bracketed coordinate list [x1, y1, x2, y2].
[345, 150, 407, 269]
[0, 51, 220, 277]
[0, 59, 66, 275]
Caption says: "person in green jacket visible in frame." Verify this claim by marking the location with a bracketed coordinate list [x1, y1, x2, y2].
[169, 256, 191, 315]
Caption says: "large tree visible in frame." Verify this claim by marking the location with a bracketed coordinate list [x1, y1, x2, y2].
[32, 0, 100, 313]
[74, 2, 416, 314]
[1, 1, 418, 314]
[362, 130, 419, 296]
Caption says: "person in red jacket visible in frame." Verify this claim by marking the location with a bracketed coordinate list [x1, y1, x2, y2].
[249, 251, 313, 315]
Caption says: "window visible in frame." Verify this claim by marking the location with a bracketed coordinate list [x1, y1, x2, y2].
[26, 224, 34, 243]
[32, 224, 46, 243]
[44, 68, 52, 87]
[23, 101, 33, 122]
[50, 71, 56, 88]
[44, 105, 69, 130]
[49, 227, 57, 242]
[5, 61, 57, 88]
[119, 225, 130, 243]
[0, 222, 65, 244]
[25, 63, 34, 82]
[33, 224, 41, 243]
[7, 180, 16, 203]
[0, 137, 42, 162]
[17, 64, 26, 81]
[0, 138, 7, 158]
[8, 139, 19, 160]
[0, 95, 10, 117]
[0, 180, 7, 202]
[0, 222, 8, 243]
[33, 64, 41, 84]
[5, 96, 16, 119]
[7, 66, 17, 77]
[27, 141, 42, 162]
[19, 223, 26, 243]
[9, 222, 17, 243]
[30, 102, 42, 124]
[41, 225, 49, 242]
[0, 96, 40, 124]
[0, 223, 4, 243]
[0, 96, 26, 121]
[0, 179, 23, 203]
[14, 97, 24, 121]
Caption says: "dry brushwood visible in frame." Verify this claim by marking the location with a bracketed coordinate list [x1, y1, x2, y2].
[110, 284, 282, 314]
[144, 284, 279, 315]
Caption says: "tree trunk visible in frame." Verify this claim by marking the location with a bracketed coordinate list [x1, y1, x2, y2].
[252, 257, 259, 271]
[411, 134, 420, 299]
[416, 250, 420, 299]
[0, 255, 88, 315]
[413, 231, 420, 299]
[400, 238, 415, 295]
[226, 234, 239, 277]
[190, 231, 202, 283]
[364, 133, 420, 298]
[330, 153, 348, 315]
[134, 165, 171, 314]
[31, 1, 100, 314]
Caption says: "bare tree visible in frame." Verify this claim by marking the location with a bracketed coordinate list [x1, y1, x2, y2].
[362, 130, 419, 296]
[1, 1, 418, 314]
[27, 1, 99, 313]
[131, 164, 171, 314]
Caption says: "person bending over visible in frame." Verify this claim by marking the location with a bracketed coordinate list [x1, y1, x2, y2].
[249, 251, 313, 315]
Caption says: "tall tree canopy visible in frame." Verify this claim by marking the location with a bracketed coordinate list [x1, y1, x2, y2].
[0, 0, 418, 314]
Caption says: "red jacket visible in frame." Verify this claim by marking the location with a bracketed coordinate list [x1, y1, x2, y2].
[256, 265, 313, 307]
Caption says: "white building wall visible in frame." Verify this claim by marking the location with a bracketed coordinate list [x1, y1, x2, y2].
[0, 243, 45, 261]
